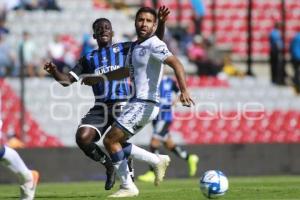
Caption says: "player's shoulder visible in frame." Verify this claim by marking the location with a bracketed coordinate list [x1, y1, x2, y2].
[113, 41, 132, 49]
[83, 49, 98, 59]
[149, 36, 167, 49]
[150, 35, 165, 44]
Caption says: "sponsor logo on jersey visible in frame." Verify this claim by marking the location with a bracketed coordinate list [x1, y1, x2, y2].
[95, 65, 121, 74]
[139, 47, 147, 56]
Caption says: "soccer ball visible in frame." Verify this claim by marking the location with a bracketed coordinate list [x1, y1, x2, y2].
[199, 170, 229, 199]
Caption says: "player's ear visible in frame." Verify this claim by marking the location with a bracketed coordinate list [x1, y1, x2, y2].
[112, 31, 114, 37]
[153, 22, 158, 32]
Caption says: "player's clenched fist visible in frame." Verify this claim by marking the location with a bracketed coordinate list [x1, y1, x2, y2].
[44, 62, 57, 74]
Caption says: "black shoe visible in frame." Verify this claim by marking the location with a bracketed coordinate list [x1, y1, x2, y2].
[128, 158, 135, 182]
[105, 165, 116, 190]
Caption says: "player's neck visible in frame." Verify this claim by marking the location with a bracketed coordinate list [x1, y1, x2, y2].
[98, 41, 112, 48]
[137, 34, 154, 44]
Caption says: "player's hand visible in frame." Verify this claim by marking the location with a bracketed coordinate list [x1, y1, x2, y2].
[179, 91, 195, 107]
[81, 75, 102, 86]
[44, 61, 57, 75]
[158, 5, 170, 23]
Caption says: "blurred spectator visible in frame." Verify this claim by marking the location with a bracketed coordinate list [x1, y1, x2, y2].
[38, 0, 61, 11]
[0, 3, 6, 23]
[109, 0, 128, 10]
[190, 0, 205, 35]
[289, 28, 300, 94]
[93, 0, 110, 9]
[19, 31, 41, 77]
[0, 19, 9, 35]
[151, 0, 159, 9]
[187, 35, 222, 76]
[0, 32, 15, 76]
[0, 3, 9, 35]
[22, 0, 40, 11]
[222, 54, 244, 77]
[60, 34, 80, 68]
[269, 22, 285, 85]
[47, 34, 69, 73]
[80, 33, 97, 57]
[187, 34, 206, 61]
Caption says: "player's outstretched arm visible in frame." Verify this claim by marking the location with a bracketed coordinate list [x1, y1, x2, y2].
[155, 6, 170, 40]
[44, 61, 75, 87]
[81, 67, 130, 86]
[164, 56, 195, 107]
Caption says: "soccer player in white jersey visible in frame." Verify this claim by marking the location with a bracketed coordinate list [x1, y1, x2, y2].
[82, 7, 194, 198]
[0, 99, 39, 200]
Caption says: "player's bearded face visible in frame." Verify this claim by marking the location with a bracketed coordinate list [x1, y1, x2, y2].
[93, 20, 113, 45]
[135, 12, 157, 39]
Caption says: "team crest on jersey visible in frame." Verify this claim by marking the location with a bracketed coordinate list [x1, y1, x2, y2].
[139, 47, 147, 56]
[160, 49, 169, 55]
[102, 57, 108, 63]
[112, 46, 120, 53]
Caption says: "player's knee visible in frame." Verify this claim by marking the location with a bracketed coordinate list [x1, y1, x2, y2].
[76, 129, 97, 146]
[103, 128, 126, 148]
[103, 135, 112, 149]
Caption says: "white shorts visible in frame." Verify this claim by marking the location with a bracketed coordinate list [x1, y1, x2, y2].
[115, 100, 159, 137]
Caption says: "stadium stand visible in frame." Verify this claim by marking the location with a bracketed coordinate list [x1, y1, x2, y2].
[171, 76, 300, 144]
[0, 0, 299, 147]
[0, 78, 63, 147]
[143, 0, 300, 59]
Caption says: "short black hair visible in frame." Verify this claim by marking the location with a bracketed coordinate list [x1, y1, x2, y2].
[92, 18, 111, 30]
[135, 7, 157, 22]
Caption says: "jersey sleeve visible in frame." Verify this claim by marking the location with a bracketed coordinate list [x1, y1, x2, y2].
[151, 40, 173, 62]
[121, 41, 132, 54]
[69, 56, 89, 81]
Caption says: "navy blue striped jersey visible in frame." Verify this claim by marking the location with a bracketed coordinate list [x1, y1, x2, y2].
[157, 76, 179, 122]
[70, 42, 132, 102]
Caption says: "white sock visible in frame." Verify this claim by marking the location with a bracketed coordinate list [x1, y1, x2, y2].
[0, 146, 32, 184]
[130, 144, 160, 166]
[114, 159, 133, 188]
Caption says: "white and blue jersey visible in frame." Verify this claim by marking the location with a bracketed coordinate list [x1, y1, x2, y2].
[115, 36, 173, 136]
[70, 42, 132, 103]
[126, 36, 173, 103]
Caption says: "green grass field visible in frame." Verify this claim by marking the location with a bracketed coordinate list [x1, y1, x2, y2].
[1, 176, 300, 200]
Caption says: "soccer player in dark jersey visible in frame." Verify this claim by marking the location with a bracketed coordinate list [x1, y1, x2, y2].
[138, 75, 199, 182]
[44, 6, 170, 190]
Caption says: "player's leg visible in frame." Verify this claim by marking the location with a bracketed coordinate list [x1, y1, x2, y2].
[75, 126, 115, 190]
[164, 135, 199, 177]
[112, 102, 135, 182]
[138, 120, 162, 182]
[103, 126, 139, 198]
[105, 101, 170, 193]
[0, 145, 39, 200]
